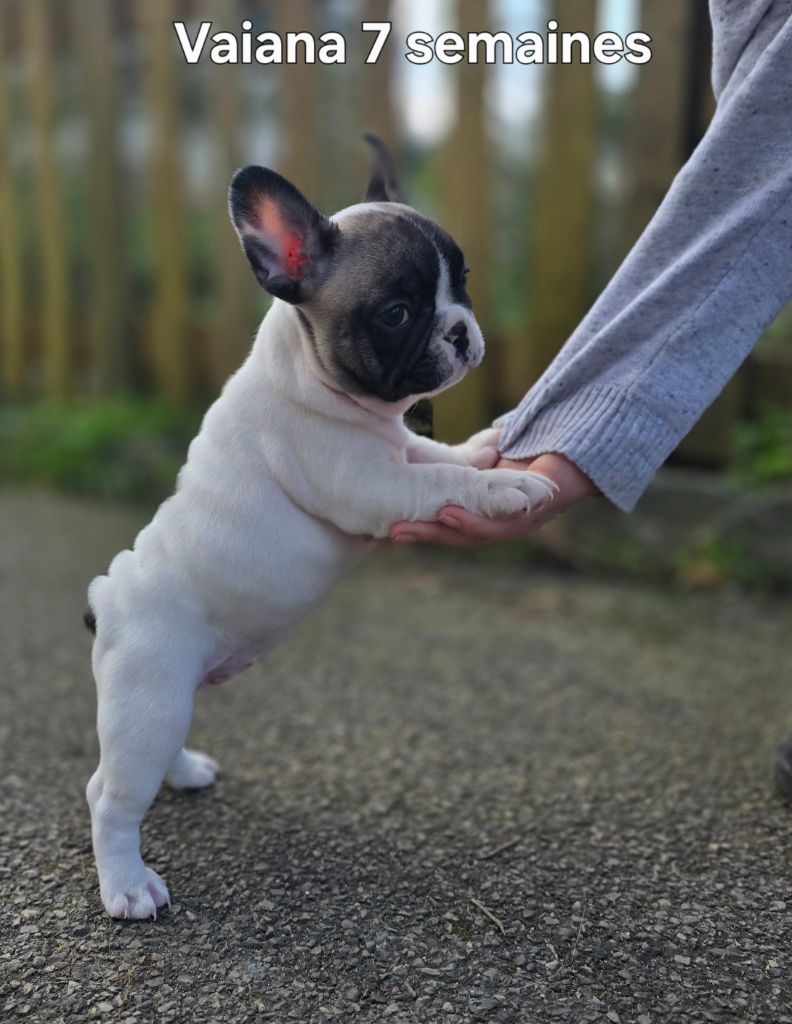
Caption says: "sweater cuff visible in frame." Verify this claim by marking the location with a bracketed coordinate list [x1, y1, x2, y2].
[495, 385, 681, 512]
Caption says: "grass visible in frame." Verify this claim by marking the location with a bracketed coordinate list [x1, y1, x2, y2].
[0, 400, 200, 504]
[731, 406, 792, 487]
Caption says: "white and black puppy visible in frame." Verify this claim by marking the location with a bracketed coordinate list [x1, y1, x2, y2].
[84, 138, 554, 919]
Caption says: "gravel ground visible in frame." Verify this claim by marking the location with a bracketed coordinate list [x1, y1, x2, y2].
[2, 491, 792, 1024]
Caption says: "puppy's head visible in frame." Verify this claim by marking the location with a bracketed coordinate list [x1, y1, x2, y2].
[229, 137, 484, 404]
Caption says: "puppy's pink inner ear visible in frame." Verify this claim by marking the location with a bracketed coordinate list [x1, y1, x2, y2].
[257, 199, 311, 278]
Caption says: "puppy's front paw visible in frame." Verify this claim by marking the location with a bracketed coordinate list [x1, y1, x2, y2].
[466, 445, 500, 470]
[101, 864, 171, 920]
[472, 468, 557, 518]
[454, 427, 501, 469]
[510, 470, 557, 510]
[165, 748, 219, 790]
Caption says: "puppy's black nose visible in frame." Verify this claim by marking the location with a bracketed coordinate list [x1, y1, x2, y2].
[447, 320, 470, 362]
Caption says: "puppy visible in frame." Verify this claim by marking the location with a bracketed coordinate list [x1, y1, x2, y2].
[85, 138, 554, 919]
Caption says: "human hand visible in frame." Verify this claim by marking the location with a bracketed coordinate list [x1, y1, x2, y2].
[389, 453, 598, 545]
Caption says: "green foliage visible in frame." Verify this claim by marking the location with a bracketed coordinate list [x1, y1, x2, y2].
[0, 401, 200, 503]
[731, 406, 792, 486]
[673, 529, 754, 590]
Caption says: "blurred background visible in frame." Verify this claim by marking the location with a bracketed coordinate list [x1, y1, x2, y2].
[0, 0, 790, 560]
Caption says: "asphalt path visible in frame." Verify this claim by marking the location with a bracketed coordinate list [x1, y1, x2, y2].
[2, 491, 792, 1023]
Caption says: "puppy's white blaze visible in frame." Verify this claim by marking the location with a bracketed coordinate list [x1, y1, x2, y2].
[432, 244, 484, 370]
[434, 247, 453, 310]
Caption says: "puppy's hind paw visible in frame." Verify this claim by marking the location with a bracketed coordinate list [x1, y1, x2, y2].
[103, 867, 171, 921]
[165, 748, 220, 790]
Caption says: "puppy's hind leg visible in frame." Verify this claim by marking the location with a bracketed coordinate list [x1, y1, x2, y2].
[165, 747, 219, 790]
[87, 634, 207, 920]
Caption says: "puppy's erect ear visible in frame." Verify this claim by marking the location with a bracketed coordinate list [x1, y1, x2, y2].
[363, 133, 406, 204]
[228, 166, 338, 303]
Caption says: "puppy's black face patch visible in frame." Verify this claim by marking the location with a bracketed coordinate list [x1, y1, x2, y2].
[305, 208, 477, 403]
[349, 260, 442, 402]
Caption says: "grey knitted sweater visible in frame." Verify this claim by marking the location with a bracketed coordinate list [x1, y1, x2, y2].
[496, 0, 792, 511]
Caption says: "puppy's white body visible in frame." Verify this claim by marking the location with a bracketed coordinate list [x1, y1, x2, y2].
[86, 196, 554, 920]
[91, 294, 513, 681]
[94, 301, 378, 680]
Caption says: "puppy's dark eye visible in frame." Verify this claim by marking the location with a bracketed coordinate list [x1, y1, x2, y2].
[377, 303, 411, 329]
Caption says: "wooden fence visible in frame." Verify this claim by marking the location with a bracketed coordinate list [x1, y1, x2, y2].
[1, 0, 790, 460]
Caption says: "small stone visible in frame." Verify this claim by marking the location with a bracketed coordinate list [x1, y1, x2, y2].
[471, 995, 500, 1019]
[673, 956, 691, 967]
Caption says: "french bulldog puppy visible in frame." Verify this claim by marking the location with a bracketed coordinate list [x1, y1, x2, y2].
[84, 138, 554, 919]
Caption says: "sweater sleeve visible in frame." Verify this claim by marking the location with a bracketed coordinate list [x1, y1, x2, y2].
[495, 1, 792, 512]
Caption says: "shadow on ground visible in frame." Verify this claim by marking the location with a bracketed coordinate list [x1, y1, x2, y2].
[2, 492, 792, 1023]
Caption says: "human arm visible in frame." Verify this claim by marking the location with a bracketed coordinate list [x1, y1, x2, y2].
[494, 4, 792, 513]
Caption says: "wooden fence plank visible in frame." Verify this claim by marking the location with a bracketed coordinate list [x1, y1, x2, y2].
[274, 0, 320, 200]
[73, 0, 127, 394]
[673, 5, 740, 463]
[0, 0, 25, 397]
[360, 0, 397, 150]
[624, 2, 737, 461]
[139, 0, 191, 405]
[24, 0, 71, 399]
[620, 0, 689, 253]
[528, 0, 597, 383]
[202, 0, 255, 391]
[433, 0, 491, 443]
[315, 1, 398, 224]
